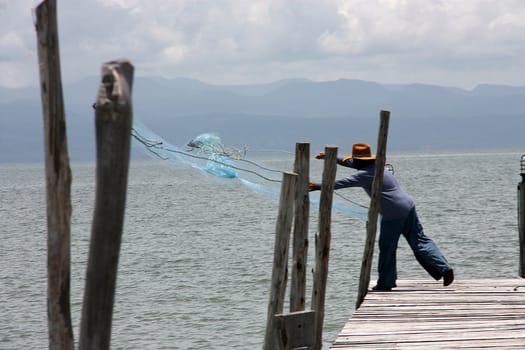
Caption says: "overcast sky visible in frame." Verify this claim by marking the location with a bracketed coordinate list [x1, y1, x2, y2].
[2, 0, 525, 89]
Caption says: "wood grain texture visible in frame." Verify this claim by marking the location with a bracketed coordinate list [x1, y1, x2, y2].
[331, 279, 525, 349]
[35, 0, 74, 348]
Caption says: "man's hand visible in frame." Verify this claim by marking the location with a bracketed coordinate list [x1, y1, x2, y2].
[314, 152, 325, 160]
[308, 182, 321, 191]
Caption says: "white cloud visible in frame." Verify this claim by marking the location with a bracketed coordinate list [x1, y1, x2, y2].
[0, 61, 36, 88]
[161, 45, 189, 63]
[0, 32, 26, 59]
[1, 0, 524, 88]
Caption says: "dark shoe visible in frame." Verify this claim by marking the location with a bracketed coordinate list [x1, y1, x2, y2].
[372, 285, 392, 292]
[443, 269, 454, 286]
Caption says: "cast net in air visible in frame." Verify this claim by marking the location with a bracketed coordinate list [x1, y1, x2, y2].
[131, 121, 369, 221]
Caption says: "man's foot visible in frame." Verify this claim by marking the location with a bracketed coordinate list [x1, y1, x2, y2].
[372, 285, 392, 292]
[443, 268, 454, 286]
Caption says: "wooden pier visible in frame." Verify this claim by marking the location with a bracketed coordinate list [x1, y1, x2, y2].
[330, 278, 525, 349]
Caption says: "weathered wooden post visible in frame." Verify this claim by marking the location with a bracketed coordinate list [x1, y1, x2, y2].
[311, 145, 338, 350]
[274, 310, 315, 350]
[34, 1, 74, 348]
[519, 155, 525, 277]
[290, 143, 310, 312]
[356, 110, 390, 308]
[78, 60, 134, 350]
[264, 172, 298, 350]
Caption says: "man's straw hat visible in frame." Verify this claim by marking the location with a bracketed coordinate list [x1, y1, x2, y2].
[342, 143, 376, 162]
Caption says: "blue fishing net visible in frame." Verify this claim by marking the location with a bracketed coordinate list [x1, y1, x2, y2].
[131, 120, 368, 221]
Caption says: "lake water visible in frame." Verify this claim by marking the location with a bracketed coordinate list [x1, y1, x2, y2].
[1, 149, 522, 349]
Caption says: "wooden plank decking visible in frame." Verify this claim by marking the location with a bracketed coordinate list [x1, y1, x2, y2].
[330, 278, 525, 349]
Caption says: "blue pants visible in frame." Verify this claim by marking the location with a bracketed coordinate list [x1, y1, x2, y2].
[377, 207, 451, 288]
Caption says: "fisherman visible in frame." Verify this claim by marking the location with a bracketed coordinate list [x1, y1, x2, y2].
[309, 143, 454, 291]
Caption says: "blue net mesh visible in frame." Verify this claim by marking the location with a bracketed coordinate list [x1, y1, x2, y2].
[131, 120, 368, 221]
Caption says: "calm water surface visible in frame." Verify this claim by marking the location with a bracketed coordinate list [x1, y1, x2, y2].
[0, 150, 521, 349]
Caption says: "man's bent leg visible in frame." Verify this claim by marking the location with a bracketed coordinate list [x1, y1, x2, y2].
[402, 208, 451, 280]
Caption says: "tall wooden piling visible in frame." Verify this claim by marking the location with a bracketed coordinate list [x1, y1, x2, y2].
[311, 145, 338, 350]
[290, 143, 310, 312]
[34, 1, 74, 348]
[264, 172, 298, 350]
[519, 155, 525, 277]
[356, 110, 390, 308]
[78, 60, 134, 350]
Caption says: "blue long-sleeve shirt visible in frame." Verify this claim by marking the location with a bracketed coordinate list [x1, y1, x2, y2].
[334, 157, 414, 220]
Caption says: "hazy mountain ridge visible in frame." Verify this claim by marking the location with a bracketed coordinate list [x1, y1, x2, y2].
[1, 77, 523, 162]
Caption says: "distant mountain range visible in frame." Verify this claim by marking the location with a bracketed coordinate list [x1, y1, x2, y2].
[1, 77, 524, 162]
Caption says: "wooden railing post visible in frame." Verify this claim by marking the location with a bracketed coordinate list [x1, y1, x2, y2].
[290, 143, 310, 312]
[78, 60, 134, 350]
[311, 145, 338, 350]
[519, 155, 525, 277]
[34, 1, 74, 348]
[264, 172, 298, 350]
[356, 110, 390, 308]
[274, 310, 315, 349]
